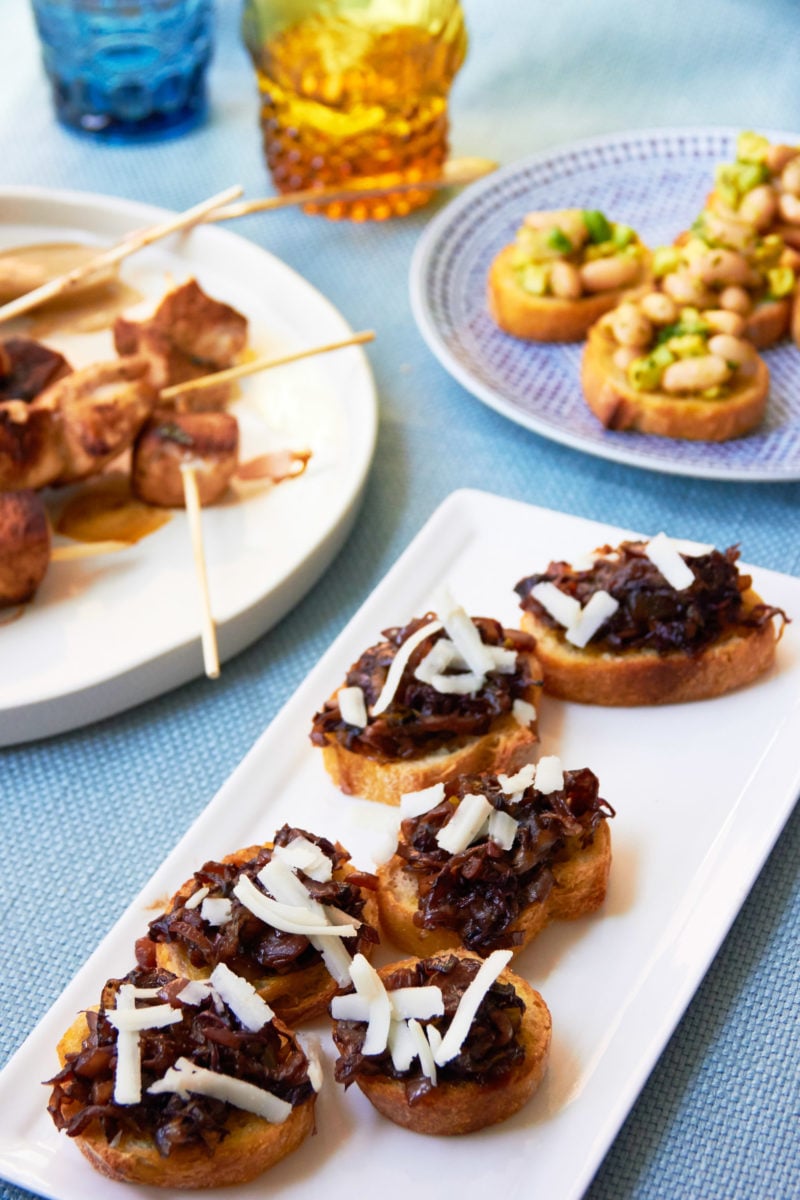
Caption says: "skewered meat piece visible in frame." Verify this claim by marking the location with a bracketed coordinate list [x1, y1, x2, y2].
[0, 489, 50, 605]
[0, 336, 71, 402]
[0, 357, 156, 491]
[132, 409, 239, 507]
[114, 279, 248, 411]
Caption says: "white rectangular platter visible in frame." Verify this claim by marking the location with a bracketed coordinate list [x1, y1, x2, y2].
[1, 488, 799, 1200]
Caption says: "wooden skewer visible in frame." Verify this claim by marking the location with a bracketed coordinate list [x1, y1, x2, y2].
[51, 539, 128, 562]
[0, 184, 244, 325]
[180, 462, 220, 681]
[160, 329, 376, 402]
[206, 157, 499, 222]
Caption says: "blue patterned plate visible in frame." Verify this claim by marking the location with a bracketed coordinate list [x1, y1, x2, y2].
[410, 127, 800, 481]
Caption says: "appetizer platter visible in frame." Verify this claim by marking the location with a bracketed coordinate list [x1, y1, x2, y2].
[0, 186, 377, 745]
[410, 126, 800, 480]
[1, 489, 798, 1200]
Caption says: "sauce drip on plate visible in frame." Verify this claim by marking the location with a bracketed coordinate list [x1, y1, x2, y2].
[55, 474, 170, 545]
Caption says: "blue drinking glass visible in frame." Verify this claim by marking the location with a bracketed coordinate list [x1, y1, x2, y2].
[30, 0, 214, 142]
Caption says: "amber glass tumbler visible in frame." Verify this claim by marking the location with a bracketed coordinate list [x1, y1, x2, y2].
[241, 0, 467, 219]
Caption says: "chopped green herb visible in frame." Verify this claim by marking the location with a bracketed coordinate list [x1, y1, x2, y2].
[582, 210, 612, 244]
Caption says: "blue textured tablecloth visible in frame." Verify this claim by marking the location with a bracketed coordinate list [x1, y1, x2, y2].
[2, 1, 798, 1197]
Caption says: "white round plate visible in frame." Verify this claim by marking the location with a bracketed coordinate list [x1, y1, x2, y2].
[0, 186, 377, 745]
[410, 126, 800, 481]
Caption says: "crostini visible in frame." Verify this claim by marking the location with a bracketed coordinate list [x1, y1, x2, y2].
[487, 207, 650, 342]
[47, 963, 317, 1188]
[330, 949, 551, 1135]
[515, 534, 787, 706]
[581, 292, 769, 440]
[376, 761, 613, 957]
[708, 130, 800, 251]
[652, 208, 797, 350]
[310, 594, 542, 807]
[147, 825, 380, 1026]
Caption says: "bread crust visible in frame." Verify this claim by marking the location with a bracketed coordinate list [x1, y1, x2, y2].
[376, 820, 611, 957]
[55, 1011, 315, 1189]
[344, 951, 551, 1135]
[488, 244, 649, 342]
[154, 843, 379, 1025]
[320, 671, 541, 808]
[581, 319, 769, 440]
[520, 588, 779, 706]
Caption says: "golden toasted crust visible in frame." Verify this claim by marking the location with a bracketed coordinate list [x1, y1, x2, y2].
[377, 819, 611, 956]
[580, 319, 770, 441]
[520, 588, 779, 706]
[154, 843, 378, 1026]
[319, 658, 542, 807]
[487, 244, 649, 342]
[349, 950, 551, 1135]
[55, 1012, 315, 1189]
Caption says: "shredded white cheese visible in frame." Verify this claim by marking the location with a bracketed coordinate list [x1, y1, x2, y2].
[414, 638, 465, 683]
[210, 963, 274, 1032]
[434, 950, 514, 1067]
[565, 590, 619, 648]
[272, 837, 333, 882]
[487, 808, 519, 851]
[349, 954, 393, 1057]
[388, 1018, 417, 1072]
[534, 755, 564, 794]
[200, 897, 232, 926]
[400, 782, 445, 819]
[147, 1057, 292, 1124]
[184, 885, 209, 910]
[177, 980, 215, 1007]
[408, 1019, 438, 1086]
[435, 589, 496, 677]
[112, 985, 141, 1106]
[371, 619, 443, 715]
[233, 875, 359, 938]
[337, 685, 368, 729]
[497, 763, 536, 794]
[297, 1033, 324, 1092]
[386, 986, 445, 1022]
[255, 857, 357, 986]
[512, 698, 537, 728]
[645, 532, 696, 592]
[435, 793, 494, 855]
[107, 1004, 183, 1034]
[428, 671, 484, 695]
[530, 581, 581, 628]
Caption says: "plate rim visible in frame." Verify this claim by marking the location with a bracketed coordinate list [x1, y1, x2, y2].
[409, 124, 800, 483]
[0, 486, 798, 1200]
[0, 183, 379, 744]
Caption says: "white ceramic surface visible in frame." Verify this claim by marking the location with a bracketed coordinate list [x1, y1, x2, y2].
[1, 488, 798, 1200]
[0, 186, 377, 745]
[410, 127, 800, 481]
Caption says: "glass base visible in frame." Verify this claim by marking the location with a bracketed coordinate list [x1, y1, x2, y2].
[52, 85, 208, 144]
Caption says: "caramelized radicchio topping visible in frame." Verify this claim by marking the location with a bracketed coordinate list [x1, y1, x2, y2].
[310, 615, 539, 761]
[47, 965, 313, 1155]
[399, 769, 612, 954]
[332, 954, 525, 1104]
[146, 825, 378, 979]
[516, 542, 787, 654]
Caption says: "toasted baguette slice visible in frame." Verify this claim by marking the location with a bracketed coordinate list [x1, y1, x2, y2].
[521, 587, 779, 706]
[320, 676, 541, 809]
[581, 319, 769, 440]
[154, 843, 379, 1026]
[488, 244, 649, 342]
[342, 951, 551, 1136]
[55, 1011, 315, 1189]
[377, 820, 611, 957]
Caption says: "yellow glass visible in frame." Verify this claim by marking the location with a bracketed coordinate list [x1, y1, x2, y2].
[241, 0, 467, 219]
